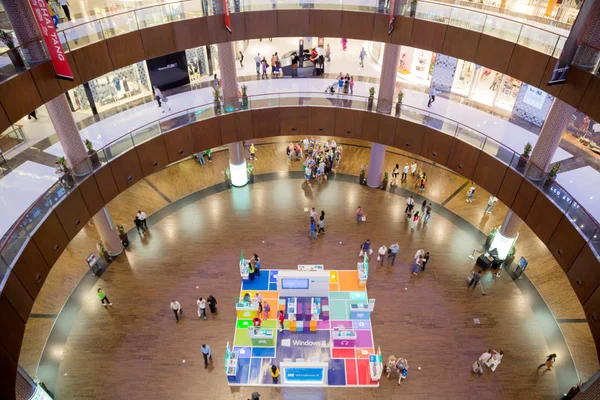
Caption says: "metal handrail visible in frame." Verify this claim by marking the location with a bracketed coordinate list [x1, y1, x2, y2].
[1, 92, 597, 280]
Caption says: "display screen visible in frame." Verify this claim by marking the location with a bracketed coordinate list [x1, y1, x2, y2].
[281, 278, 309, 289]
[518, 257, 528, 271]
[284, 367, 325, 383]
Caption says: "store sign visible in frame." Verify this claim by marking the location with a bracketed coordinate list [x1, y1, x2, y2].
[224, 0, 232, 33]
[29, 0, 73, 80]
[388, 0, 396, 35]
[522, 85, 546, 110]
[291, 340, 328, 347]
[284, 367, 324, 383]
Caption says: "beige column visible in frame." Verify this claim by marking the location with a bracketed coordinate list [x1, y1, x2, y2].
[499, 210, 522, 239]
[92, 207, 123, 256]
[376, 43, 400, 114]
[1, 0, 46, 63]
[217, 41, 239, 109]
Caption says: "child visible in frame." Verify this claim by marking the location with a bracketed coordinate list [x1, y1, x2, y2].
[263, 301, 270, 319]
[278, 310, 285, 331]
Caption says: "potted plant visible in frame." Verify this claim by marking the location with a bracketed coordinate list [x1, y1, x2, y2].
[213, 87, 221, 115]
[116, 224, 129, 247]
[503, 244, 516, 267]
[56, 156, 75, 187]
[247, 163, 254, 183]
[395, 91, 404, 116]
[517, 142, 532, 171]
[368, 87, 375, 111]
[381, 171, 389, 190]
[485, 226, 498, 249]
[241, 85, 249, 109]
[0, 30, 25, 69]
[544, 162, 561, 188]
[97, 241, 111, 263]
[85, 139, 100, 169]
[222, 167, 231, 187]
[359, 165, 367, 185]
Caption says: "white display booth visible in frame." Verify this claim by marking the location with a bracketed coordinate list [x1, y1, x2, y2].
[277, 270, 330, 297]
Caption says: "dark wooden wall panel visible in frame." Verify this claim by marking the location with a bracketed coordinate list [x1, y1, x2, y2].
[474, 35, 515, 73]
[278, 10, 308, 38]
[0, 104, 9, 134]
[54, 188, 91, 240]
[71, 41, 114, 82]
[497, 168, 523, 208]
[2, 274, 33, 322]
[342, 11, 374, 41]
[308, 10, 342, 38]
[280, 107, 309, 137]
[410, 20, 447, 53]
[472, 152, 507, 196]
[140, 24, 177, 59]
[207, 15, 233, 44]
[308, 107, 336, 136]
[378, 115, 397, 147]
[252, 108, 281, 139]
[557, 66, 591, 109]
[0, 344, 17, 400]
[32, 211, 69, 267]
[135, 135, 169, 176]
[511, 179, 537, 220]
[335, 109, 364, 140]
[194, 118, 223, 151]
[524, 192, 563, 244]
[11, 239, 50, 299]
[30, 62, 62, 103]
[94, 165, 120, 204]
[245, 11, 277, 40]
[229, 13, 247, 42]
[547, 216, 587, 272]
[78, 175, 105, 217]
[419, 129, 453, 165]
[583, 285, 600, 344]
[219, 114, 239, 146]
[0, 71, 42, 123]
[58, 53, 82, 92]
[106, 31, 145, 69]
[567, 245, 600, 304]
[0, 297, 25, 360]
[361, 112, 381, 143]
[441, 26, 480, 61]
[236, 111, 254, 141]
[394, 119, 424, 154]
[164, 125, 194, 163]
[372, 13, 392, 43]
[447, 139, 481, 179]
[391, 16, 413, 46]
[173, 18, 209, 50]
[578, 74, 600, 123]
[109, 150, 144, 192]
[506, 45, 549, 88]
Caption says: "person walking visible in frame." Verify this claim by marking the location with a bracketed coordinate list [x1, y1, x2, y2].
[154, 86, 163, 108]
[401, 163, 409, 182]
[197, 297, 207, 319]
[271, 365, 280, 384]
[421, 252, 430, 271]
[304, 164, 312, 184]
[249, 143, 257, 160]
[239, 51, 244, 68]
[377, 244, 387, 266]
[46, 0, 59, 28]
[419, 173, 427, 190]
[341, 38, 348, 51]
[137, 210, 148, 231]
[405, 196, 414, 217]
[391, 164, 399, 186]
[278, 310, 285, 331]
[412, 256, 422, 275]
[410, 161, 417, 177]
[424, 203, 432, 224]
[326, 43, 331, 61]
[207, 295, 217, 314]
[357, 206, 364, 224]
[263, 301, 270, 319]
[411, 211, 420, 229]
[420, 200, 427, 215]
[254, 53, 261, 75]
[489, 73, 500, 91]
[350, 76, 354, 95]
[468, 270, 481, 288]
[206, 148, 212, 162]
[427, 84, 436, 107]
[360, 239, 373, 257]
[359, 47, 367, 67]
[261, 58, 269, 79]
[484, 195, 497, 213]
[538, 354, 557, 370]
[58, 0, 71, 21]
[309, 217, 318, 240]
[248, 261, 256, 281]
[97, 288, 112, 306]
[134, 216, 143, 235]
[318, 211, 326, 235]
[253, 253, 261, 277]
[466, 183, 476, 202]
[201, 344, 212, 368]
[388, 242, 400, 265]
[170, 300, 182, 322]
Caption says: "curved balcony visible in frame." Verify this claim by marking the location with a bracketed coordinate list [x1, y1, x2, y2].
[1, 95, 600, 398]
[1, 0, 599, 129]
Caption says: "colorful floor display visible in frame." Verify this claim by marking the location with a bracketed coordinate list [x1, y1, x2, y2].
[227, 269, 379, 387]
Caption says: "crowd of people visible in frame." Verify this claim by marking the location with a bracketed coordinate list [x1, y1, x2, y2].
[253, 52, 283, 79]
[289, 138, 342, 184]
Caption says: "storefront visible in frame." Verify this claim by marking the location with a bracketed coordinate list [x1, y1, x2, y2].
[458, 65, 521, 112]
[185, 46, 210, 84]
[451, 60, 476, 97]
[471, 0, 580, 25]
[368, 42, 433, 85]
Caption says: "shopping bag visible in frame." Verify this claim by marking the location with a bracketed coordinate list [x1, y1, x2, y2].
[361, 215, 367, 222]
[377, 256, 381, 261]
[161, 96, 169, 103]
[359, 250, 364, 257]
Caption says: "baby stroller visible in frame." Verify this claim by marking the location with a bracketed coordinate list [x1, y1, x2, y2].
[325, 81, 337, 95]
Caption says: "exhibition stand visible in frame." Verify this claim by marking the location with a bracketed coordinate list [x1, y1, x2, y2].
[280, 360, 329, 385]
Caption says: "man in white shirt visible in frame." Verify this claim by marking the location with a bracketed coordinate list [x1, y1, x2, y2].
[170, 300, 182, 322]
[58, 0, 72, 21]
[405, 196, 414, 217]
[402, 163, 409, 182]
[197, 298, 207, 319]
[484, 196, 497, 214]
[303, 138, 309, 151]
[310, 207, 317, 221]
[377, 244, 387, 266]
[410, 162, 417, 177]
[254, 53, 261, 74]
[137, 210, 148, 231]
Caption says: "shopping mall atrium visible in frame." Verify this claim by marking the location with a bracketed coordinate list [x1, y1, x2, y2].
[1, 0, 600, 399]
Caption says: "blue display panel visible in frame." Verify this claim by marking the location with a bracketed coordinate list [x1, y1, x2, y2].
[281, 278, 309, 289]
[284, 367, 325, 383]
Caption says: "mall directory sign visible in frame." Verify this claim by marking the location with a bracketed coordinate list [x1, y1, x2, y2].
[29, 0, 74, 80]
